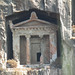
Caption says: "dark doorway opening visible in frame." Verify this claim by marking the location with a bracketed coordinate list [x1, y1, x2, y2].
[37, 52, 41, 62]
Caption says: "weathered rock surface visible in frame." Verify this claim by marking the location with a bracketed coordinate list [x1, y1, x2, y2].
[0, 0, 74, 75]
[12, 0, 58, 13]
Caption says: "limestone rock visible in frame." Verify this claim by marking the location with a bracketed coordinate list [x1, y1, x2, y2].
[12, 0, 58, 12]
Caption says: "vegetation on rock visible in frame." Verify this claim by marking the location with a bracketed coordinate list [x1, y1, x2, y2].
[7, 59, 17, 68]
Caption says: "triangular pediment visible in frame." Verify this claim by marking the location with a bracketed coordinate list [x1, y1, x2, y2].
[13, 12, 56, 28]
[14, 20, 52, 27]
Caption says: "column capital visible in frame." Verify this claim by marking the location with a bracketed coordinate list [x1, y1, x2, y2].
[25, 34, 31, 38]
[39, 35, 43, 38]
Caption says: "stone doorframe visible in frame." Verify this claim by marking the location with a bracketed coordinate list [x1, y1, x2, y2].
[12, 30, 57, 65]
[19, 34, 47, 65]
[13, 33, 52, 65]
[11, 28, 57, 65]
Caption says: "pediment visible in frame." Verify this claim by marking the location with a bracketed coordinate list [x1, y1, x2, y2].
[12, 12, 57, 28]
[14, 20, 52, 27]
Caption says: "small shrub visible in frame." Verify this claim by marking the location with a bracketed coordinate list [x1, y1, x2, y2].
[7, 59, 17, 68]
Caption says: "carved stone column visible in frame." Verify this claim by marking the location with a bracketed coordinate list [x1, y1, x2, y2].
[39, 35, 44, 64]
[25, 35, 31, 64]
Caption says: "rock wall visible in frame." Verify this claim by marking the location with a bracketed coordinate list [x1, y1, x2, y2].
[0, 68, 62, 75]
[12, 0, 74, 75]
[12, 0, 58, 12]
[57, 1, 74, 75]
[11, 0, 74, 75]
[0, 0, 74, 75]
[0, 0, 13, 51]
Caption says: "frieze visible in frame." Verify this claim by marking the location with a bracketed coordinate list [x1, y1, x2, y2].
[12, 26, 56, 32]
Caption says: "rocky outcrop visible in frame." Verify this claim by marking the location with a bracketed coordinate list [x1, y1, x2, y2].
[12, 0, 58, 13]
[0, 0, 74, 75]
[0, 68, 62, 75]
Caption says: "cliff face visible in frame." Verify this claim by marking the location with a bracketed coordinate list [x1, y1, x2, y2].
[12, 0, 58, 12]
[0, 0, 74, 75]
[11, 0, 74, 75]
